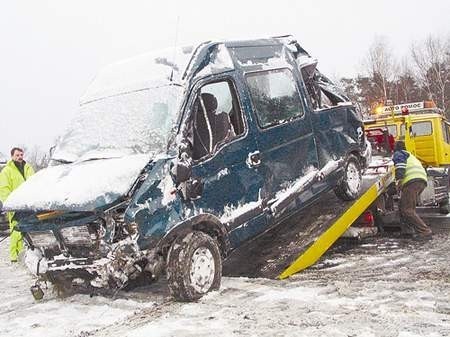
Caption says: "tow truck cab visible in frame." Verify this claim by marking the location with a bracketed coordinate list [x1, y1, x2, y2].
[364, 101, 450, 166]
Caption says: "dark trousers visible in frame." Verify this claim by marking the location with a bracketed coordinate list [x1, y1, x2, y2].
[399, 180, 432, 235]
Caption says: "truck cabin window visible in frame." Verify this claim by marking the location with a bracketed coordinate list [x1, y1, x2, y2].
[400, 121, 433, 137]
[192, 80, 244, 160]
[246, 68, 304, 128]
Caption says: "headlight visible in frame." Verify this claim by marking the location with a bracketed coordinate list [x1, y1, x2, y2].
[60, 226, 93, 246]
[28, 231, 59, 248]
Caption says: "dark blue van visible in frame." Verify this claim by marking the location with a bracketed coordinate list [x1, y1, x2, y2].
[5, 36, 370, 301]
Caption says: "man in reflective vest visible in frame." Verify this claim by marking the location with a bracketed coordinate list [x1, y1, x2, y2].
[393, 141, 432, 238]
[0, 147, 35, 262]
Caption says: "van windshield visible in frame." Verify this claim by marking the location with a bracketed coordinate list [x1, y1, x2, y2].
[52, 85, 182, 163]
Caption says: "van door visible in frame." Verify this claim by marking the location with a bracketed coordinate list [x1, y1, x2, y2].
[244, 68, 320, 218]
[182, 76, 267, 248]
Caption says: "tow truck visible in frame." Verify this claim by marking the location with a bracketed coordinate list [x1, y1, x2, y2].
[364, 100, 450, 215]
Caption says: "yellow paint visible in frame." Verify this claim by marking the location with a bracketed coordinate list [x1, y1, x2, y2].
[365, 112, 450, 167]
[278, 167, 394, 279]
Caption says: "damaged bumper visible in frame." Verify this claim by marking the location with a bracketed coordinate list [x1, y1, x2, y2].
[20, 210, 164, 292]
[25, 239, 164, 291]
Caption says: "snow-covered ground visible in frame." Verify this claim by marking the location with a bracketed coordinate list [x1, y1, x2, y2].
[1, 233, 449, 337]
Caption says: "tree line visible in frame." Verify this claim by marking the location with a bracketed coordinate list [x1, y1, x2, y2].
[339, 34, 450, 117]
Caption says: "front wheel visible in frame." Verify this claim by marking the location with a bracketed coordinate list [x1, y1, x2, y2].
[166, 231, 222, 301]
[334, 154, 362, 201]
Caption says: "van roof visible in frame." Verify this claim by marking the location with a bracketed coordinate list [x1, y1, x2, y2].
[79, 36, 303, 105]
[80, 45, 196, 104]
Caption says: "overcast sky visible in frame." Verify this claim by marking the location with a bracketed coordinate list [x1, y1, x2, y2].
[0, 0, 449, 158]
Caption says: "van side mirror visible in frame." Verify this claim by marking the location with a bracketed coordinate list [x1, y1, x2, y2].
[185, 177, 203, 200]
[173, 158, 192, 184]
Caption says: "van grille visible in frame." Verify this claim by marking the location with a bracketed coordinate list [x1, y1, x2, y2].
[60, 226, 93, 246]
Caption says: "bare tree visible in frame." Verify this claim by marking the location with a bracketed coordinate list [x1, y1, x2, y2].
[411, 35, 450, 112]
[393, 57, 421, 104]
[23, 145, 50, 171]
[363, 36, 396, 104]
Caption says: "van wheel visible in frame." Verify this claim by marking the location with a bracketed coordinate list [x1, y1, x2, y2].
[334, 154, 362, 201]
[166, 231, 222, 302]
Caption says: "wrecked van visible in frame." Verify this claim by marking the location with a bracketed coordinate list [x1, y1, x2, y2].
[5, 37, 370, 301]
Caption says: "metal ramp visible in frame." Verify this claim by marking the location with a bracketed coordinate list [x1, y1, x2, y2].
[222, 166, 394, 279]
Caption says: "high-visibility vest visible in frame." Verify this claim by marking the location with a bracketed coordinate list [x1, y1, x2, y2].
[403, 153, 427, 185]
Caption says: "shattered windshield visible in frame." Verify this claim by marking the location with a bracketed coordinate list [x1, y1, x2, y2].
[51, 46, 195, 163]
[52, 85, 182, 163]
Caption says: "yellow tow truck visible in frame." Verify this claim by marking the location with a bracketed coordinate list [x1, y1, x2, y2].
[364, 100, 450, 215]
[364, 100, 450, 166]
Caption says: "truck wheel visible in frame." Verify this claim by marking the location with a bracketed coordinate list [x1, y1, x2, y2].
[166, 231, 222, 302]
[334, 154, 362, 201]
[439, 200, 450, 214]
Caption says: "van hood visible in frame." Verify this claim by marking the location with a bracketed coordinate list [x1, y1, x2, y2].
[4, 154, 151, 212]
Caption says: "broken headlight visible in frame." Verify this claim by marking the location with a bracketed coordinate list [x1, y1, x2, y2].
[28, 230, 59, 248]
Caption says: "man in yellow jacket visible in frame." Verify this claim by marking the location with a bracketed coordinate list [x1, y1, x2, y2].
[0, 147, 35, 262]
[393, 141, 432, 238]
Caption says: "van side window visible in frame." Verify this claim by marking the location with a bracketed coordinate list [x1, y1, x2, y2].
[246, 69, 304, 128]
[192, 80, 245, 160]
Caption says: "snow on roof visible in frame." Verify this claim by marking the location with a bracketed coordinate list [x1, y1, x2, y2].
[80, 46, 195, 104]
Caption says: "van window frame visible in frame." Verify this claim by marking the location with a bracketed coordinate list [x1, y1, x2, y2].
[244, 67, 306, 131]
[184, 75, 249, 164]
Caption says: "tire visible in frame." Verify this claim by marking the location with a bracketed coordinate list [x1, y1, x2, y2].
[334, 154, 362, 201]
[439, 200, 450, 215]
[166, 231, 222, 302]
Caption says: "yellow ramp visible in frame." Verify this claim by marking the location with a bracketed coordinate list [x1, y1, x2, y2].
[279, 167, 394, 279]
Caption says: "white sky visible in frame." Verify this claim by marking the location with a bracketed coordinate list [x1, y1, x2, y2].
[0, 0, 449, 158]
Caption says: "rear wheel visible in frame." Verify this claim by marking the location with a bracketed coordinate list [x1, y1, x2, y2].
[166, 231, 222, 301]
[334, 154, 362, 201]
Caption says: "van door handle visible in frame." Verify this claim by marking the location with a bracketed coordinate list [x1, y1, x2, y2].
[247, 151, 261, 167]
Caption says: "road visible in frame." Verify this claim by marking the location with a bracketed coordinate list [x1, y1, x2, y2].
[1, 230, 449, 337]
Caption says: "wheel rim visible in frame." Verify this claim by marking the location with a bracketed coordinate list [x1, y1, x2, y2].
[190, 246, 215, 293]
[346, 161, 361, 194]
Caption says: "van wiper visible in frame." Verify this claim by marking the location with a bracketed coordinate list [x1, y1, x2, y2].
[51, 158, 73, 164]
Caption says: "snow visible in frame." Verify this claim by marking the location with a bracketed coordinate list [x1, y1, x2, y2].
[157, 172, 176, 206]
[52, 85, 181, 163]
[80, 46, 194, 104]
[1, 233, 450, 336]
[270, 161, 340, 213]
[195, 43, 234, 78]
[220, 200, 262, 224]
[4, 154, 150, 211]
